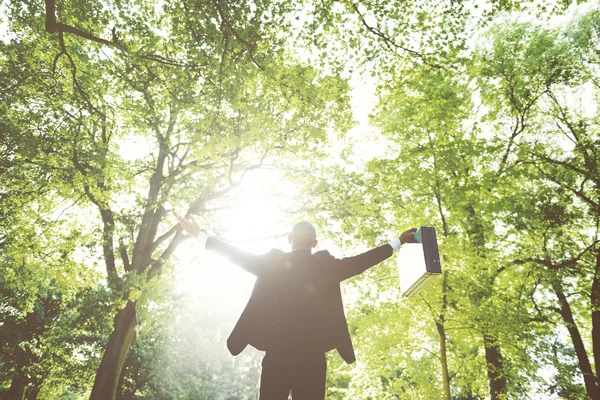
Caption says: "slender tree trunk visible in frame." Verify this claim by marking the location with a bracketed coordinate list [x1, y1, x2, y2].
[90, 301, 137, 400]
[592, 251, 600, 391]
[466, 204, 508, 399]
[436, 322, 450, 400]
[483, 335, 507, 400]
[436, 270, 451, 400]
[433, 185, 452, 400]
[552, 282, 599, 399]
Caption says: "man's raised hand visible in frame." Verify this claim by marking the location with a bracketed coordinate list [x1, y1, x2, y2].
[177, 215, 200, 238]
[399, 228, 418, 245]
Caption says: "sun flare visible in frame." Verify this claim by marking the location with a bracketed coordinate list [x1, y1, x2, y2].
[174, 169, 298, 300]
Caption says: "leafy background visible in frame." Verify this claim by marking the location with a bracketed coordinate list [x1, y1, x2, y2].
[1, 0, 599, 399]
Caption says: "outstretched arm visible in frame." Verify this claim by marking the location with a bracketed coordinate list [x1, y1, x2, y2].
[328, 228, 417, 281]
[205, 237, 264, 275]
[178, 216, 263, 276]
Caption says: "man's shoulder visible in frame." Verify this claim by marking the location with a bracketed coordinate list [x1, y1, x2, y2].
[264, 248, 335, 262]
[265, 248, 286, 258]
[313, 249, 334, 259]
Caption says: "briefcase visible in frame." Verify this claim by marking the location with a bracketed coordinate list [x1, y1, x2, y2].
[397, 226, 442, 297]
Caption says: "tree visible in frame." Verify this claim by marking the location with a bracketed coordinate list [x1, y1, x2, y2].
[475, 14, 600, 398]
[301, 4, 599, 400]
[2, 0, 353, 398]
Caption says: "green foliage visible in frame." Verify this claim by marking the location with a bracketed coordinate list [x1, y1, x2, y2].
[2, 0, 354, 396]
[2, 0, 599, 398]
[307, 5, 600, 400]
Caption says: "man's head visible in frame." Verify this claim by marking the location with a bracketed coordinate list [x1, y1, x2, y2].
[288, 221, 318, 251]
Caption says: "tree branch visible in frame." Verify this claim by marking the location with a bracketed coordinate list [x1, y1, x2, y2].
[213, 0, 264, 70]
[46, 0, 201, 70]
[45, 0, 118, 47]
[71, 134, 119, 281]
[350, 1, 446, 70]
[146, 231, 186, 281]
[514, 240, 599, 271]
[119, 239, 132, 271]
[131, 104, 178, 273]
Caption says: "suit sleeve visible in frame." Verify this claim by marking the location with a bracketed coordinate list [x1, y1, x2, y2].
[325, 244, 394, 282]
[205, 237, 265, 276]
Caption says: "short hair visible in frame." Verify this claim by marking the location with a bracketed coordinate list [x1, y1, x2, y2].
[291, 221, 316, 247]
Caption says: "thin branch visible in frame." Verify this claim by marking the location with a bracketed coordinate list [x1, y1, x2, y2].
[46, 0, 202, 72]
[45, 0, 118, 48]
[514, 240, 599, 271]
[146, 231, 186, 281]
[350, 2, 446, 70]
[417, 344, 442, 361]
[151, 223, 179, 253]
[71, 129, 120, 284]
[420, 293, 440, 323]
[130, 102, 176, 272]
[51, 192, 86, 223]
[532, 153, 591, 177]
[56, 32, 105, 118]
[434, 180, 449, 237]
[187, 149, 271, 215]
[546, 88, 581, 143]
[119, 239, 132, 271]
[530, 162, 599, 210]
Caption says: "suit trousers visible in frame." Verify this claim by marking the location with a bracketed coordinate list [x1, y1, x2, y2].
[259, 351, 327, 400]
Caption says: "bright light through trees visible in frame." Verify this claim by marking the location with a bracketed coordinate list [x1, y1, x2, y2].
[173, 169, 298, 300]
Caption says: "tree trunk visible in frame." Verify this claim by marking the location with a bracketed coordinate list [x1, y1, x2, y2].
[436, 321, 451, 400]
[592, 250, 600, 392]
[466, 204, 508, 399]
[116, 362, 127, 400]
[553, 281, 600, 399]
[90, 301, 137, 400]
[2, 376, 25, 400]
[483, 335, 507, 400]
[436, 270, 451, 400]
[26, 384, 40, 400]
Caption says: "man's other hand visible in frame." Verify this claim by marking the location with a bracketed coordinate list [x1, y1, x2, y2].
[400, 228, 418, 245]
[177, 215, 200, 238]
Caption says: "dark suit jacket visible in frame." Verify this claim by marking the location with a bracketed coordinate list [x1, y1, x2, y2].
[206, 237, 393, 364]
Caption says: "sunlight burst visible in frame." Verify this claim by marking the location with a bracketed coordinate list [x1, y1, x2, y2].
[174, 169, 298, 301]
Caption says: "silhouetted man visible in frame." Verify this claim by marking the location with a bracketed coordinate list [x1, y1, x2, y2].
[178, 217, 416, 400]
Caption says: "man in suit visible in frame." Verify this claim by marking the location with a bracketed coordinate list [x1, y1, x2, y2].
[178, 217, 416, 400]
